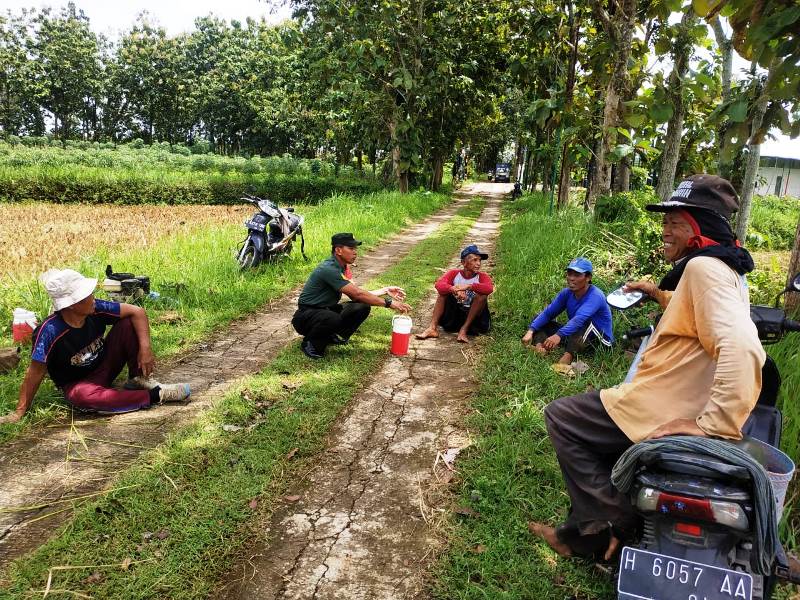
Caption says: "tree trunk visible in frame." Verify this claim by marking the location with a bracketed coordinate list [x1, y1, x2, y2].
[785, 215, 800, 315]
[584, 141, 599, 211]
[735, 63, 775, 244]
[557, 147, 572, 208]
[656, 13, 695, 200]
[398, 171, 409, 193]
[557, 0, 580, 209]
[587, 0, 636, 205]
[613, 157, 631, 192]
[388, 118, 408, 192]
[711, 16, 734, 177]
[429, 152, 444, 191]
[542, 158, 552, 195]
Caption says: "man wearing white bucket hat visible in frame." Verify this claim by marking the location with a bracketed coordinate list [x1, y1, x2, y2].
[0, 269, 190, 424]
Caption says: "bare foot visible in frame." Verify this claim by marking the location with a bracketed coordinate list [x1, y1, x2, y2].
[456, 329, 470, 343]
[603, 534, 621, 562]
[557, 352, 573, 365]
[528, 522, 573, 557]
[415, 328, 439, 340]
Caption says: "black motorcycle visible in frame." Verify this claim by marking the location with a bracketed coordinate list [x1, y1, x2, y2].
[608, 274, 800, 600]
[237, 194, 306, 269]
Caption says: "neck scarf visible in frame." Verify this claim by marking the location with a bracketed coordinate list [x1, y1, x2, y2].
[659, 208, 755, 291]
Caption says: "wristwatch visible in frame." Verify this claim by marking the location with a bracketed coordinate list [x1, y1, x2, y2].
[384, 297, 393, 308]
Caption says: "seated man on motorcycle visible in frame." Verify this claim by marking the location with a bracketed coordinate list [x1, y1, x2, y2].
[528, 175, 765, 561]
[0, 269, 191, 425]
[521, 257, 613, 364]
[292, 233, 411, 359]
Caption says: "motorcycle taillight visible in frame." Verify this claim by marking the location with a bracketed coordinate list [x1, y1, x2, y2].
[635, 487, 749, 531]
[657, 492, 715, 521]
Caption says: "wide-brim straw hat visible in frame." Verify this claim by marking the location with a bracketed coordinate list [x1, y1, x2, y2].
[40, 269, 97, 311]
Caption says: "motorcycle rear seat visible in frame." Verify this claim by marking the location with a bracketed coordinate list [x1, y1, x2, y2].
[741, 404, 782, 448]
[637, 450, 752, 482]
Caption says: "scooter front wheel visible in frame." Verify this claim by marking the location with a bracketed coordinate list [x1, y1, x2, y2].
[238, 238, 262, 270]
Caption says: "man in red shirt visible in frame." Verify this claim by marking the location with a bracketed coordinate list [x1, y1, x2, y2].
[416, 244, 494, 343]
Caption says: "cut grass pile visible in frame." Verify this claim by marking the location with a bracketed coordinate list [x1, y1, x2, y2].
[432, 193, 800, 599]
[0, 190, 450, 443]
[0, 197, 487, 600]
[0, 142, 381, 205]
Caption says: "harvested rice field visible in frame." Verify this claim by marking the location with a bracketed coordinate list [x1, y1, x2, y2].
[0, 203, 252, 279]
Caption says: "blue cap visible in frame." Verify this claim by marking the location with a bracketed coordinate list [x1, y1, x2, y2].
[460, 244, 489, 260]
[566, 257, 592, 273]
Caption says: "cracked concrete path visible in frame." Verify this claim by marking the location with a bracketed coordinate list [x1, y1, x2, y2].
[0, 187, 499, 570]
[216, 183, 503, 600]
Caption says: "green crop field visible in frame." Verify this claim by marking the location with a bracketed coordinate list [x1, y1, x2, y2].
[0, 141, 382, 205]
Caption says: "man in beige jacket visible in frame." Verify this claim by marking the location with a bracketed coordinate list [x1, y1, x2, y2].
[529, 175, 765, 561]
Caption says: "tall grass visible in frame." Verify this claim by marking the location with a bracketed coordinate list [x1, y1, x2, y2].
[0, 190, 450, 442]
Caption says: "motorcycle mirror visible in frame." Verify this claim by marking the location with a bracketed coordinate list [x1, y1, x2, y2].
[773, 272, 800, 307]
[607, 287, 645, 310]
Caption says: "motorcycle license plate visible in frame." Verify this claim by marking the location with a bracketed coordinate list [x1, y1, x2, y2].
[617, 547, 752, 600]
[245, 219, 266, 231]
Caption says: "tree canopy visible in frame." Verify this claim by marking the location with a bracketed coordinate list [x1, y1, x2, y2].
[0, 0, 797, 198]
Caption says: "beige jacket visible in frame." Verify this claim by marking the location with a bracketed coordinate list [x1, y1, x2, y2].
[601, 256, 766, 442]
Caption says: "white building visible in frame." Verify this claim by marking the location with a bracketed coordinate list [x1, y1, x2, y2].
[756, 154, 800, 199]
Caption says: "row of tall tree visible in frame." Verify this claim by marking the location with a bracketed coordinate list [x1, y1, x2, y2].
[0, 0, 798, 203]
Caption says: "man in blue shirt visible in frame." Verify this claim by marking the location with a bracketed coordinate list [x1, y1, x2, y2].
[521, 257, 613, 364]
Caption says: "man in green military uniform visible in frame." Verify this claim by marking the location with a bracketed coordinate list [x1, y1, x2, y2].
[292, 233, 411, 359]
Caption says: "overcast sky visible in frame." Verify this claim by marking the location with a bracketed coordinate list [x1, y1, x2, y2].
[4, 0, 799, 159]
[4, 0, 292, 36]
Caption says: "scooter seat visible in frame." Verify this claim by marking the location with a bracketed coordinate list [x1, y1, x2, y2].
[637, 449, 752, 482]
[742, 404, 782, 447]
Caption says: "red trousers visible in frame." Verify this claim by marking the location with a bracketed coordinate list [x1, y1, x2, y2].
[62, 318, 152, 413]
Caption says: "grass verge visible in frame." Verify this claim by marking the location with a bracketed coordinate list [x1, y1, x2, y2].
[0, 190, 451, 444]
[0, 197, 486, 599]
[431, 194, 799, 599]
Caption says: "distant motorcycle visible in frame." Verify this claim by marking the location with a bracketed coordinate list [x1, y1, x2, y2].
[237, 194, 306, 269]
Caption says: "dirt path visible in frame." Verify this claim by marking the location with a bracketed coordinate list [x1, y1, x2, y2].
[0, 189, 494, 570]
[216, 183, 502, 600]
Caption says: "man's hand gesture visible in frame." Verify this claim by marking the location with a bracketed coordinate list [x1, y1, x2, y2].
[138, 347, 156, 378]
[386, 286, 406, 301]
[647, 418, 707, 439]
[542, 334, 561, 350]
[390, 301, 412, 314]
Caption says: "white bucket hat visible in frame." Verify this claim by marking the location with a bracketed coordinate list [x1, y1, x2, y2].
[40, 269, 97, 311]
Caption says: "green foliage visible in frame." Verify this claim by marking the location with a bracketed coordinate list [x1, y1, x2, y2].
[0, 142, 381, 204]
[747, 195, 800, 250]
[594, 189, 664, 276]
